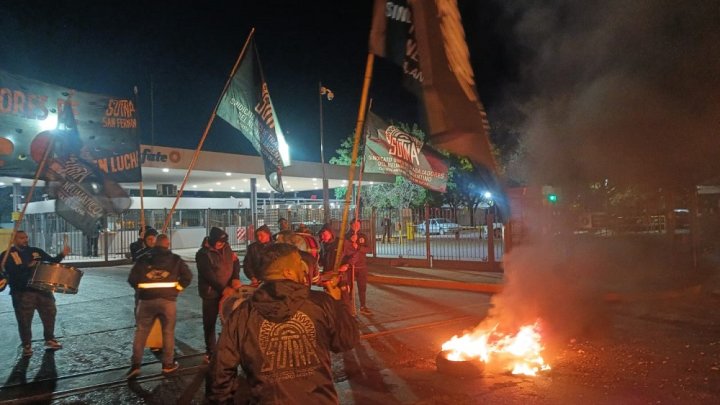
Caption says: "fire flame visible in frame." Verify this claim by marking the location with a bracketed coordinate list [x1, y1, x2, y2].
[441, 322, 551, 376]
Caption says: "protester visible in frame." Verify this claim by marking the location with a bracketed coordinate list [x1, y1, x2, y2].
[85, 220, 102, 257]
[318, 225, 339, 273]
[208, 243, 359, 404]
[343, 219, 372, 316]
[129, 226, 160, 352]
[242, 225, 272, 286]
[381, 216, 392, 243]
[126, 234, 192, 378]
[130, 226, 158, 262]
[196, 227, 241, 362]
[1, 230, 71, 357]
[272, 217, 290, 241]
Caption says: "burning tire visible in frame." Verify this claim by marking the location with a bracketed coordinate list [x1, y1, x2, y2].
[435, 350, 484, 377]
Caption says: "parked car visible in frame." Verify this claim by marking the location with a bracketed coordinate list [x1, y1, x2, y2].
[416, 218, 461, 235]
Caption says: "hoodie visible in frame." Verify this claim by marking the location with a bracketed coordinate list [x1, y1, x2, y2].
[196, 238, 240, 299]
[242, 225, 272, 281]
[209, 279, 359, 404]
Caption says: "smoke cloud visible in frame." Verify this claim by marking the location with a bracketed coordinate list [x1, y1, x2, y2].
[503, 0, 720, 186]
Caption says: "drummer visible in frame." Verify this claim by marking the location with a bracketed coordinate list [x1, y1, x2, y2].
[0, 230, 71, 357]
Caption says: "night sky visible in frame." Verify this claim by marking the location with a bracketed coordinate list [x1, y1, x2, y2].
[2, 0, 717, 187]
[0, 0, 516, 164]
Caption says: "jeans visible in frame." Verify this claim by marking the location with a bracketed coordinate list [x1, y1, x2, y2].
[202, 297, 221, 356]
[131, 298, 176, 368]
[11, 290, 56, 346]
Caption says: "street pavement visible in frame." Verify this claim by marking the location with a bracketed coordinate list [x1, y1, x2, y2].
[0, 261, 497, 404]
[2, 235, 720, 404]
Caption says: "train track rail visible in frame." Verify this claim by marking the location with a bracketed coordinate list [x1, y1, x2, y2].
[0, 309, 483, 404]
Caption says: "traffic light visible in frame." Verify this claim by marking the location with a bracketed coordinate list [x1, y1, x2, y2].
[547, 193, 558, 203]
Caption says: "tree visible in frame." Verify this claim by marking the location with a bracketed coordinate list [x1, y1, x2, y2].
[442, 156, 496, 226]
[360, 177, 428, 209]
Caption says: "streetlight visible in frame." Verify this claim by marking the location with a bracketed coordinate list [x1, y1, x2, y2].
[319, 82, 334, 224]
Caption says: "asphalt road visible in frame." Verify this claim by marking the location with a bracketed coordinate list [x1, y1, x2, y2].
[1, 235, 720, 404]
[0, 263, 492, 404]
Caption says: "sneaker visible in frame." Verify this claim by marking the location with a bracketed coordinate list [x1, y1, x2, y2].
[44, 339, 62, 350]
[126, 366, 141, 379]
[22, 345, 33, 357]
[360, 306, 373, 316]
[162, 361, 179, 375]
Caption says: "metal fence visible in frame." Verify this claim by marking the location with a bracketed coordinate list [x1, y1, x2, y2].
[365, 206, 504, 262]
[17, 201, 506, 266]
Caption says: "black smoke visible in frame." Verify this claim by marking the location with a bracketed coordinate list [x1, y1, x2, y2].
[502, 0, 720, 187]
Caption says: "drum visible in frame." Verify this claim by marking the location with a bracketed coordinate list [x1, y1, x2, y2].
[28, 262, 84, 294]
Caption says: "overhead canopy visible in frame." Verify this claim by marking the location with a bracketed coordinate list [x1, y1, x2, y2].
[1, 144, 395, 194]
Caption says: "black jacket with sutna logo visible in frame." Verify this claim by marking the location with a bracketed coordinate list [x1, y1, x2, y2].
[209, 279, 359, 404]
[128, 247, 192, 301]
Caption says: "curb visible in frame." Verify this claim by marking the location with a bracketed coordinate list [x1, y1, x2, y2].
[367, 273, 703, 302]
[367, 273, 503, 294]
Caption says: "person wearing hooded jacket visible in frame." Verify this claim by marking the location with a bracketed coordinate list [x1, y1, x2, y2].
[130, 226, 157, 262]
[127, 234, 192, 378]
[242, 224, 272, 286]
[196, 227, 242, 361]
[131, 227, 158, 262]
[342, 219, 372, 316]
[318, 225, 338, 272]
[208, 243, 358, 404]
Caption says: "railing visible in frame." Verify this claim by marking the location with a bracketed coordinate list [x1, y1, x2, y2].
[18, 204, 506, 267]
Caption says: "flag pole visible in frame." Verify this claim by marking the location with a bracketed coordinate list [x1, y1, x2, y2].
[162, 28, 256, 233]
[353, 98, 372, 218]
[333, 52, 375, 273]
[1, 136, 55, 271]
[139, 181, 145, 229]
[133, 85, 146, 231]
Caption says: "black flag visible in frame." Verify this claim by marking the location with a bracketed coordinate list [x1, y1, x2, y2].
[369, 0, 496, 173]
[216, 34, 289, 193]
[46, 99, 131, 234]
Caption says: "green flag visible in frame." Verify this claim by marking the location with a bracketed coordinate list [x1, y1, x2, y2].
[216, 36, 289, 193]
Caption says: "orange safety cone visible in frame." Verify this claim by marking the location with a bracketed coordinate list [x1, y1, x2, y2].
[145, 318, 163, 350]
